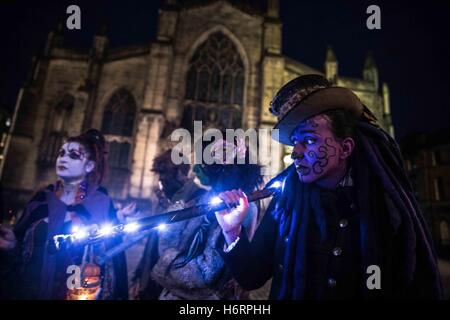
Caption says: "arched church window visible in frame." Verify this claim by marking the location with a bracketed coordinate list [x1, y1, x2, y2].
[39, 94, 74, 165]
[101, 88, 136, 170]
[101, 88, 136, 198]
[101, 88, 136, 137]
[181, 32, 245, 132]
[107, 141, 131, 169]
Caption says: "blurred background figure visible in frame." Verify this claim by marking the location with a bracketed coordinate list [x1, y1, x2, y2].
[131, 138, 262, 300]
[130, 149, 205, 299]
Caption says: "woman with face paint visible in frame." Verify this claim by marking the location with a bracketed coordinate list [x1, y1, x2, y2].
[0, 129, 128, 300]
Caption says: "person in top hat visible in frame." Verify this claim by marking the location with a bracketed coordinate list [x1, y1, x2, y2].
[214, 74, 443, 299]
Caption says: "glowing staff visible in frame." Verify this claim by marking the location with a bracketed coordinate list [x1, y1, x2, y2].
[50, 176, 285, 254]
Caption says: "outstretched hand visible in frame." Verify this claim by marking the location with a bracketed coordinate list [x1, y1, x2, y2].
[117, 202, 138, 222]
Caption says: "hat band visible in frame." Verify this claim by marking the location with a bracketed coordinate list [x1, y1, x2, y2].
[276, 84, 328, 120]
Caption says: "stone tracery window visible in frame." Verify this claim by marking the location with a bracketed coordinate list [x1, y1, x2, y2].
[39, 94, 74, 165]
[182, 32, 245, 132]
[101, 88, 136, 137]
[101, 88, 136, 198]
[101, 88, 136, 170]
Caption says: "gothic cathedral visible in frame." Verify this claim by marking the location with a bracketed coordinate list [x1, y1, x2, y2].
[2, 0, 393, 213]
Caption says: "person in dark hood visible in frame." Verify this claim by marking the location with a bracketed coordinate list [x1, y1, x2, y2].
[131, 149, 205, 299]
[132, 141, 262, 300]
[216, 74, 443, 299]
[0, 129, 128, 300]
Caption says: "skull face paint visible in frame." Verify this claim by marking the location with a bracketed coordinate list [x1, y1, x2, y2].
[290, 114, 347, 188]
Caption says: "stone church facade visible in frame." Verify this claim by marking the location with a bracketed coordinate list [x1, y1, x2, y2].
[2, 0, 393, 213]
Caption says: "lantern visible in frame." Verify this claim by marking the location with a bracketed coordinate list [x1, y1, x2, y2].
[67, 244, 102, 300]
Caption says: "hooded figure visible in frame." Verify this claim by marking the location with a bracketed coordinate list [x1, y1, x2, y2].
[132, 144, 262, 300]
[216, 74, 443, 299]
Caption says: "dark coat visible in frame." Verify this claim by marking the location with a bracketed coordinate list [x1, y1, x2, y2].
[221, 182, 441, 299]
[1, 184, 128, 300]
[221, 186, 361, 299]
[221, 122, 444, 300]
[134, 179, 258, 300]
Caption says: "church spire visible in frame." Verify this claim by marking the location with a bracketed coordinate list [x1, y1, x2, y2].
[267, 0, 279, 19]
[157, 0, 179, 42]
[45, 21, 64, 56]
[364, 51, 376, 69]
[363, 51, 379, 91]
[263, 0, 281, 54]
[91, 22, 109, 59]
[324, 46, 338, 83]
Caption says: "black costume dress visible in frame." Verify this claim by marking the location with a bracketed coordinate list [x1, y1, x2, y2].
[0, 183, 128, 300]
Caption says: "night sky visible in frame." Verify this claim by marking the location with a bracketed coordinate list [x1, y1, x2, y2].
[0, 0, 449, 140]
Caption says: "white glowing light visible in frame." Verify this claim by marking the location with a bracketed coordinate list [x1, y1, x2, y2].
[123, 222, 139, 233]
[269, 180, 283, 189]
[210, 196, 223, 206]
[156, 224, 167, 231]
[283, 154, 293, 165]
[71, 225, 80, 233]
[221, 198, 246, 224]
[99, 224, 114, 236]
[73, 229, 88, 240]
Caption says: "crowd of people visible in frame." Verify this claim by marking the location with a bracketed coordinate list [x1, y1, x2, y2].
[0, 74, 443, 300]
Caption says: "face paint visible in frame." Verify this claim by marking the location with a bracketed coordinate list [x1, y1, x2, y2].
[56, 148, 85, 161]
[55, 142, 92, 183]
[290, 115, 346, 188]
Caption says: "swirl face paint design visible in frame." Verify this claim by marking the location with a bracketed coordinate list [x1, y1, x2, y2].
[291, 115, 343, 185]
[310, 137, 337, 174]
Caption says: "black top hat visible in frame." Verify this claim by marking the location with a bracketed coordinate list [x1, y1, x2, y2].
[270, 74, 364, 145]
